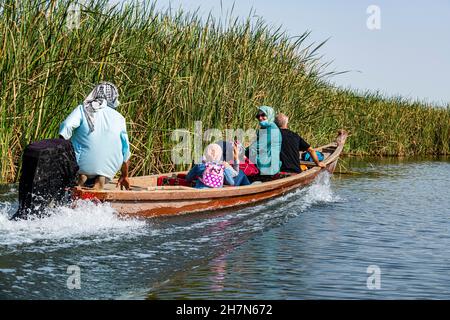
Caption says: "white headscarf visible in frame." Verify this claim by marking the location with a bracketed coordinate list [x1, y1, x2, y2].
[204, 144, 223, 163]
[83, 82, 120, 132]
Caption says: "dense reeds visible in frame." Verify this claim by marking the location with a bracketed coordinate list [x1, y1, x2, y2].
[0, 0, 449, 183]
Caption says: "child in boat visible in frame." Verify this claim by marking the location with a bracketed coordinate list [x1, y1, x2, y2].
[186, 143, 250, 188]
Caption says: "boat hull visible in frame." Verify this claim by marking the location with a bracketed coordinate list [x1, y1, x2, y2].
[73, 131, 347, 217]
[109, 170, 320, 217]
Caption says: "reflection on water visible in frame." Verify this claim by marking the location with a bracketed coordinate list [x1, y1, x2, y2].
[1, 157, 450, 299]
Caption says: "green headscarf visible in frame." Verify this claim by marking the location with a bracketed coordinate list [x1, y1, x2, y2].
[257, 105, 275, 125]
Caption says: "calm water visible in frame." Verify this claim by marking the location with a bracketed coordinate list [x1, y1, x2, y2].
[1, 157, 450, 299]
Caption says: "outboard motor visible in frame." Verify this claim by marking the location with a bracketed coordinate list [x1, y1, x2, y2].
[11, 139, 79, 220]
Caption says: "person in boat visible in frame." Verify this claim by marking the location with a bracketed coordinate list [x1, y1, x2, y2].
[58, 82, 131, 190]
[186, 143, 250, 188]
[275, 113, 325, 173]
[246, 106, 282, 177]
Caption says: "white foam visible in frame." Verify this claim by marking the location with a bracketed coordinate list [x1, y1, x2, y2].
[254, 171, 341, 215]
[211, 172, 342, 234]
[168, 172, 342, 236]
[300, 171, 341, 211]
[0, 200, 146, 247]
[0, 173, 339, 247]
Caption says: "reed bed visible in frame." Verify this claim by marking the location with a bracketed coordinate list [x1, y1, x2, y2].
[0, 0, 449, 183]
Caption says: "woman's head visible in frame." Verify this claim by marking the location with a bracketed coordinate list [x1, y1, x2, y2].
[255, 110, 267, 122]
[255, 106, 275, 127]
[204, 143, 223, 162]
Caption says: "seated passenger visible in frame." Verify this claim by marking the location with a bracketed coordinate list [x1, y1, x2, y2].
[186, 143, 250, 188]
[59, 82, 131, 190]
[275, 113, 325, 173]
[247, 106, 282, 176]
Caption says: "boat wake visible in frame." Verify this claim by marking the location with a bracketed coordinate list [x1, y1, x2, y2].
[0, 173, 341, 299]
[0, 200, 145, 247]
[251, 171, 340, 214]
[0, 172, 338, 248]
[298, 171, 341, 211]
[154, 172, 342, 241]
[216, 171, 342, 233]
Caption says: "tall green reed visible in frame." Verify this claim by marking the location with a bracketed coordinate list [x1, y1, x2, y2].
[0, 0, 448, 183]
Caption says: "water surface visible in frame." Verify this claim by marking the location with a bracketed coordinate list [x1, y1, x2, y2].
[1, 157, 449, 299]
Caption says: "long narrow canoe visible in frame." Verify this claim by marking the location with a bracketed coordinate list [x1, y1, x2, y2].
[73, 130, 348, 217]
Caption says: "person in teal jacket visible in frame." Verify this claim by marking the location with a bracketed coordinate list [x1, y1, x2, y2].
[59, 82, 131, 190]
[248, 106, 282, 176]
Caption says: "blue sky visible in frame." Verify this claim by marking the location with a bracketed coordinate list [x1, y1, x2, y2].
[116, 1, 450, 105]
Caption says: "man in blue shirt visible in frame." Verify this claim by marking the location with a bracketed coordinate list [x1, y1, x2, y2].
[59, 82, 131, 190]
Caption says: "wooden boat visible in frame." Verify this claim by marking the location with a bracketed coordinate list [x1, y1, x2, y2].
[73, 130, 348, 217]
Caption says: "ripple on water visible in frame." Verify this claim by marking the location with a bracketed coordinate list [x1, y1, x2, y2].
[2, 160, 449, 299]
